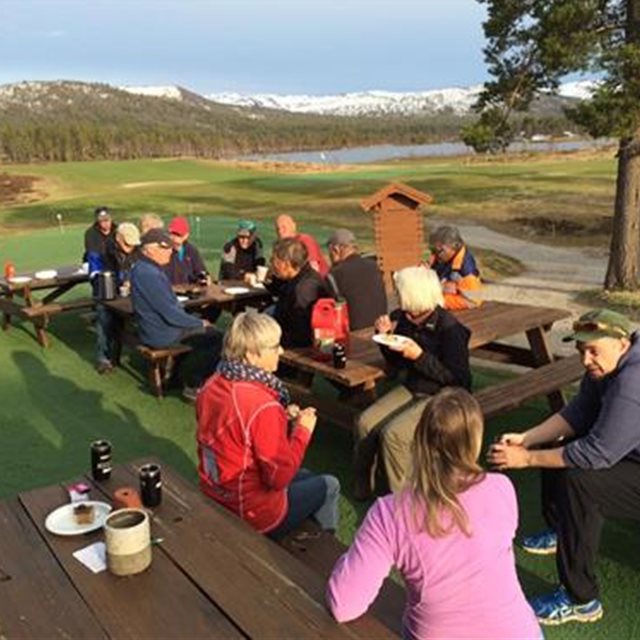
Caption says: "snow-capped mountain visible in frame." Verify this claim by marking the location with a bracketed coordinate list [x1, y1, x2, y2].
[206, 81, 595, 117]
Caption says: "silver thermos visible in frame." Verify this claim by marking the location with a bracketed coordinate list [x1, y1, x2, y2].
[96, 271, 116, 300]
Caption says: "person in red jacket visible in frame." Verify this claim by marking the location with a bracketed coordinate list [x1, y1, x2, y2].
[275, 213, 329, 276]
[196, 310, 340, 537]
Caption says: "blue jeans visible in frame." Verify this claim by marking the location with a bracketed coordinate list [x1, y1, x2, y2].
[267, 469, 340, 539]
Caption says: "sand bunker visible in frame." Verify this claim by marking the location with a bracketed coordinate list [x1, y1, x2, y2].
[122, 179, 206, 189]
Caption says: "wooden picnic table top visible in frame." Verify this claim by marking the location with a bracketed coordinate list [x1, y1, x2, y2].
[104, 280, 272, 316]
[280, 301, 572, 389]
[0, 264, 89, 293]
[0, 458, 396, 639]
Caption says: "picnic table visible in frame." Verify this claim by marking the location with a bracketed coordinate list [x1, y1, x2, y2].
[281, 301, 580, 419]
[0, 458, 396, 639]
[0, 265, 92, 347]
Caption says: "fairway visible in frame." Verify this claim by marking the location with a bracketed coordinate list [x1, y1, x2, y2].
[1, 152, 638, 640]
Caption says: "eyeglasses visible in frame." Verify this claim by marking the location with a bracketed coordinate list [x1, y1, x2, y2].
[572, 320, 628, 338]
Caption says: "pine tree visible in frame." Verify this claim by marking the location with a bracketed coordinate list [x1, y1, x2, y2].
[472, 0, 640, 290]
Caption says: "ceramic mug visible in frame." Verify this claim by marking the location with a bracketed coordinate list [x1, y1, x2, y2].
[104, 508, 152, 576]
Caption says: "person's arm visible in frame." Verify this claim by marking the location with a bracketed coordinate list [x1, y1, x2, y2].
[409, 323, 470, 388]
[252, 404, 313, 490]
[487, 412, 576, 469]
[219, 242, 238, 280]
[188, 244, 208, 281]
[326, 499, 395, 623]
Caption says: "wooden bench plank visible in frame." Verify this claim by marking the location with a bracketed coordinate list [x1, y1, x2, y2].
[475, 354, 583, 418]
[0, 498, 107, 639]
[21, 297, 95, 318]
[19, 483, 245, 639]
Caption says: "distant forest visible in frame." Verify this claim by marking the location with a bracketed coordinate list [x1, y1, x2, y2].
[0, 83, 574, 163]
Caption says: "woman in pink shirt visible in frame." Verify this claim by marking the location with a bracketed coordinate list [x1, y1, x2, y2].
[327, 388, 541, 639]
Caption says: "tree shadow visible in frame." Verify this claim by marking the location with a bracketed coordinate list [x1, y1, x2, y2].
[8, 350, 197, 493]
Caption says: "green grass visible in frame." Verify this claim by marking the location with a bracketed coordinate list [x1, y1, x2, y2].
[0, 150, 618, 252]
[1, 155, 638, 639]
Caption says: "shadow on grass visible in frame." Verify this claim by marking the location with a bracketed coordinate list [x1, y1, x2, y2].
[6, 350, 196, 495]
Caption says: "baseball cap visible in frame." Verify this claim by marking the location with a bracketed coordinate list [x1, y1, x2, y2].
[563, 309, 632, 342]
[327, 228, 356, 247]
[168, 216, 190, 236]
[237, 219, 257, 236]
[140, 228, 172, 249]
[95, 206, 111, 219]
[117, 222, 141, 246]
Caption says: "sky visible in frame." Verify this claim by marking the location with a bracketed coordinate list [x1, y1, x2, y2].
[0, 0, 490, 95]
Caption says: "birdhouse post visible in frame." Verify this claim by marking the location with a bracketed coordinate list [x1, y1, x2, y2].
[360, 181, 434, 292]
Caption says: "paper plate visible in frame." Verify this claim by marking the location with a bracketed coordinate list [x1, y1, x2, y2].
[176, 295, 189, 303]
[224, 286, 250, 296]
[8, 276, 32, 285]
[45, 501, 112, 536]
[34, 269, 58, 280]
[372, 333, 409, 349]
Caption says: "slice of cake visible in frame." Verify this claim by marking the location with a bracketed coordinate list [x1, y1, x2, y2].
[73, 503, 95, 525]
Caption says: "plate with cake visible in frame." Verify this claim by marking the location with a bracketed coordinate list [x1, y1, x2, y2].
[45, 501, 112, 536]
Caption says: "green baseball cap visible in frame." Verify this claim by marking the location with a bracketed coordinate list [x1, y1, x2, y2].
[237, 220, 256, 235]
[563, 308, 632, 343]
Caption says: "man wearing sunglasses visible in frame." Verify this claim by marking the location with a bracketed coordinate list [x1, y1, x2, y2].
[488, 309, 639, 626]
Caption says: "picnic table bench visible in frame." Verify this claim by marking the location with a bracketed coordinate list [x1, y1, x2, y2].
[0, 458, 397, 639]
[281, 301, 581, 422]
[0, 265, 92, 347]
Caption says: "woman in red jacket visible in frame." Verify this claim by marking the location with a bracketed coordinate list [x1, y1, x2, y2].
[196, 310, 340, 537]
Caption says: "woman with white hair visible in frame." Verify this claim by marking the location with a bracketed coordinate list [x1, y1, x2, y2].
[196, 310, 340, 538]
[353, 266, 471, 499]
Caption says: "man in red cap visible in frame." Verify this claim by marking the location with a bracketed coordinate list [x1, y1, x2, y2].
[165, 216, 209, 285]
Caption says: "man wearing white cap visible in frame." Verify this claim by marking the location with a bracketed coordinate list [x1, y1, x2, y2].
[95, 222, 141, 374]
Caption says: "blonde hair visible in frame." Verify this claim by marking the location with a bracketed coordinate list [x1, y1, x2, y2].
[394, 266, 444, 314]
[407, 388, 485, 537]
[139, 213, 164, 235]
[223, 311, 282, 361]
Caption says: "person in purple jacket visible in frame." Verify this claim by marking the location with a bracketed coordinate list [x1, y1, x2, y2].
[327, 388, 541, 640]
[489, 308, 640, 626]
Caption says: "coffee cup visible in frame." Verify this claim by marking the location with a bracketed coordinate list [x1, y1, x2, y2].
[256, 266, 268, 283]
[104, 508, 152, 576]
[246, 273, 258, 287]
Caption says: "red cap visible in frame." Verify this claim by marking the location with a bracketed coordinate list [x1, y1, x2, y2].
[168, 216, 190, 236]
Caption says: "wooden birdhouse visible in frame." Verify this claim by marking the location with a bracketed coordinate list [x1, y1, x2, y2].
[361, 181, 434, 292]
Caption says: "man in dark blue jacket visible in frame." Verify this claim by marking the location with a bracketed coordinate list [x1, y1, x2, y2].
[131, 228, 221, 396]
[489, 309, 640, 627]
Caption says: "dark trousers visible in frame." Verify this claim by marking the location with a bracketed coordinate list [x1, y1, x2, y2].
[541, 460, 640, 603]
[178, 328, 223, 388]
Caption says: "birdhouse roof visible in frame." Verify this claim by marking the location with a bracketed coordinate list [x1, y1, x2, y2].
[360, 181, 433, 211]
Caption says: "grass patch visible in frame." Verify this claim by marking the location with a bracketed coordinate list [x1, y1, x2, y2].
[575, 288, 640, 321]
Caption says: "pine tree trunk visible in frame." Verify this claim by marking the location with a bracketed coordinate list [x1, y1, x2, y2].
[605, 135, 640, 290]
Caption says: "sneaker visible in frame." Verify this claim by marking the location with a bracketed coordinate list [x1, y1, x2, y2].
[522, 528, 557, 555]
[182, 385, 199, 402]
[96, 361, 114, 375]
[530, 585, 603, 625]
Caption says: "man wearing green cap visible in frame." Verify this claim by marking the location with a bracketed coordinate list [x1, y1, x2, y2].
[488, 308, 640, 626]
[219, 220, 265, 280]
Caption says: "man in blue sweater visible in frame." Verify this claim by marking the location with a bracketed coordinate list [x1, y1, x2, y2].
[489, 309, 640, 626]
[131, 228, 221, 396]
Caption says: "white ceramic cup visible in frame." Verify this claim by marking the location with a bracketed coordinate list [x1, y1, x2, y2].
[104, 508, 152, 576]
[256, 265, 268, 283]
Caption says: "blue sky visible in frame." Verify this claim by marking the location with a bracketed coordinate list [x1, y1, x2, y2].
[1, 0, 489, 94]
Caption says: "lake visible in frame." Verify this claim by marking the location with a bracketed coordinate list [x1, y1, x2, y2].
[239, 138, 614, 164]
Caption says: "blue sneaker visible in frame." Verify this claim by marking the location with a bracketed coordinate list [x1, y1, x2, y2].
[530, 586, 603, 625]
[522, 528, 557, 555]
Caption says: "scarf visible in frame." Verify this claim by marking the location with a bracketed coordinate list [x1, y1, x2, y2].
[217, 358, 290, 408]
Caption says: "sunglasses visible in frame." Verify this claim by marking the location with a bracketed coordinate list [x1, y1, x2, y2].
[572, 320, 628, 338]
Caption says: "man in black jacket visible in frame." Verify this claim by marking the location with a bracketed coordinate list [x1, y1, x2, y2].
[84, 206, 116, 267]
[268, 238, 327, 348]
[326, 228, 387, 330]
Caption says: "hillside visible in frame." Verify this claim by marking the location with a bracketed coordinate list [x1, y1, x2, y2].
[0, 80, 578, 163]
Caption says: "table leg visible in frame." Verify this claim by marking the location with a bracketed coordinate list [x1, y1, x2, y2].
[1, 292, 14, 331]
[34, 317, 50, 348]
[526, 326, 566, 412]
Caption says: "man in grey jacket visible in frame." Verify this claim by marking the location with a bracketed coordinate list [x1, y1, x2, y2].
[488, 309, 640, 626]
